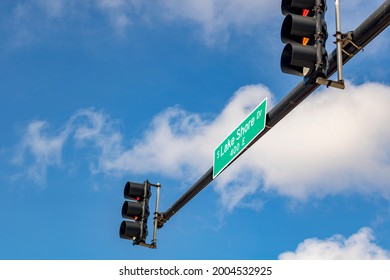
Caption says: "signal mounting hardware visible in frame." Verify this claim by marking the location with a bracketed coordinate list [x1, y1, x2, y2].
[281, 0, 355, 90]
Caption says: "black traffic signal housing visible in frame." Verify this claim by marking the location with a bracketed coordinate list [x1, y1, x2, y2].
[120, 181, 151, 245]
[281, 0, 328, 80]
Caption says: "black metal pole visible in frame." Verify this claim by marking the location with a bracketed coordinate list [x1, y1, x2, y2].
[158, 0, 390, 228]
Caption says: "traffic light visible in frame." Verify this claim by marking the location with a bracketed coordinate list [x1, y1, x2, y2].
[280, 0, 328, 79]
[120, 181, 151, 245]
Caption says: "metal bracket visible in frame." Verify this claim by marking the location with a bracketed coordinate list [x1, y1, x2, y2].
[156, 212, 168, 229]
[317, 30, 364, 90]
[137, 241, 157, 249]
[340, 31, 363, 56]
[316, 77, 345, 89]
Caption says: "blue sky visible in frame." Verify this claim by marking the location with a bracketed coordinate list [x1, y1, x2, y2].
[1, 0, 390, 260]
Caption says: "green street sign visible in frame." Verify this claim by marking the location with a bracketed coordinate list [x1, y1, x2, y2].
[213, 98, 267, 178]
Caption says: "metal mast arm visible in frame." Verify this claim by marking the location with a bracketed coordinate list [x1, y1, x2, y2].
[157, 0, 390, 229]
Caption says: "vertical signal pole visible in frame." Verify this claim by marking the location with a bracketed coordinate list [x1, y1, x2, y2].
[335, 0, 344, 83]
[151, 183, 161, 247]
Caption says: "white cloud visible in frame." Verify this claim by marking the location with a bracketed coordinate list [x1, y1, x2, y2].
[11, 85, 273, 187]
[254, 82, 390, 199]
[12, 108, 120, 185]
[279, 227, 390, 259]
[13, 120, 71, 184]
[12, 82, 390, 211]
[70, 109, 125, 175]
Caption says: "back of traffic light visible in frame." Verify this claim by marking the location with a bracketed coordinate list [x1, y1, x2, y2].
[281, 0, 328, 80]
[119, 180, 161, 248]
[120, 181, 150, 245]
[280, 0, 346, 89]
